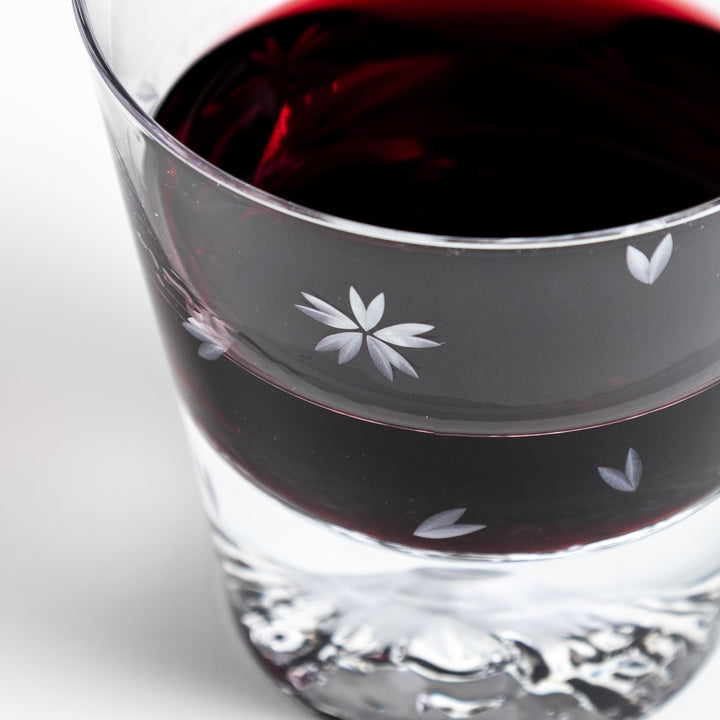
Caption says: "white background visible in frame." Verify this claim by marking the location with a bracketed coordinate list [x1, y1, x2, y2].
[1, 1, 720, 718]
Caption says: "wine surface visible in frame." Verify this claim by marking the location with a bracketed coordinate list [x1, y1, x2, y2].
[156, 0, 720, 236]
[143, 0, 720, 554]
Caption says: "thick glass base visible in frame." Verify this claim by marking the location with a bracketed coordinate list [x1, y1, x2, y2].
[185, 413, 720, 720]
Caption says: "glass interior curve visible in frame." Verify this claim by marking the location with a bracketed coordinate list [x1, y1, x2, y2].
[72, 0, 720, 250]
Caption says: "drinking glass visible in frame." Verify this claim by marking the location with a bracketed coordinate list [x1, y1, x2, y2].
[73, 1, 720, 718]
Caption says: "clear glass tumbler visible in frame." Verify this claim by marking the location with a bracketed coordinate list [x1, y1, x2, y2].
[74, 1, 720, 718]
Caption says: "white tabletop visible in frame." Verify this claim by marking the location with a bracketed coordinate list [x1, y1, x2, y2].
[1, 1, 719, 717]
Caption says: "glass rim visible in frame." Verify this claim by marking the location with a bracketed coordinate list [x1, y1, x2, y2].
[73, 0, 720, 250]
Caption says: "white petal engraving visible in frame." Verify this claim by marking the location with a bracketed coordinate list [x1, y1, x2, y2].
[414, 508, 486, 539]
[625, 447, 643, 487]
[416, 525, 488, 539]
[649, 233, 673, 284]
[198, 343, 226, 361]
[316, 332, 363, 364]
[626, 234, 673, 285]
[597, 468, 632, 492]
[626, 246, 651, 284]
[366, 335, 394, 381]
[300, 292, 348, 317]
[381, 341, 418, 377]
[315, 332, 361, 352]
[295, 306, 346, 328]
[598, 448, 642, 492]
[367, 337, 419, 380]
[374, 323, 441, 348]
[183, 320, 214, 343]
[296, 293, 358, 329]
[416, 508, 467, 531]
[338, 333, 363, 364]
[349, 287, 369, 330]
[365, 293, 386, 331]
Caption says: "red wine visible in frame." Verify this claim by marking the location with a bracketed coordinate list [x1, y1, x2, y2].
[141, 0, 720, 554]
[156, 0, 720, 236]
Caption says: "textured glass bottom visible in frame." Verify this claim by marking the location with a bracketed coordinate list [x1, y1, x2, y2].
[184, 411, 720, 719]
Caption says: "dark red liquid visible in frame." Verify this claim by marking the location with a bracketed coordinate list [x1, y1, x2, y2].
[157, 0, 720, 236]
[143, 0, 720, 554]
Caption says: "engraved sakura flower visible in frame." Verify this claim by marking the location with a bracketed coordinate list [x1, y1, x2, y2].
[182, 311, 233, 361]
[296, 287, 441, 381]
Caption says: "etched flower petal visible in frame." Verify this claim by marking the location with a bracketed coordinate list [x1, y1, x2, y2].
[374, 323, 441, 348]
[349, 287, 369, 330]
[337, 333, 363, 364]
[415, 524, 487, 539]
[648, 233, 673, 284]
[379, 339, 419, 378]
[367, 336, 418, 379]
[183, 320, 215, 343]
[316, 332, 364, 364]
[297, 292, 358, 329]
[597, 467, 634, 492]
[626, 245, 651, 284]
[624, 448, 643, 488]
[365, 293, 385, 331]
[415, 508, 468, 532]
[300, 292, 344, 316]
[414, 509, 485, 539]
[198, 342, 226, 361]
[296, 304, 358, 329]
[315, 332, 361, 352]
[366, 335, 394, 380]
